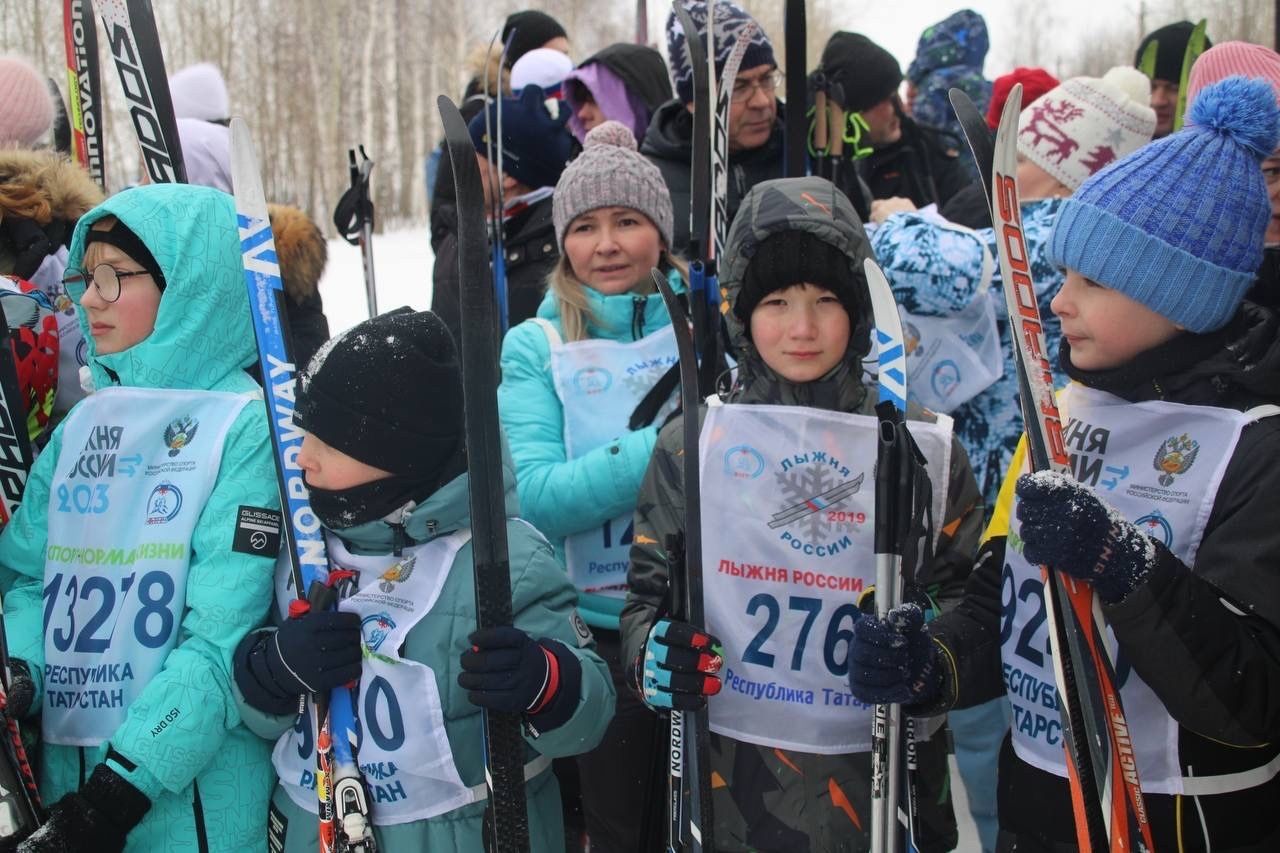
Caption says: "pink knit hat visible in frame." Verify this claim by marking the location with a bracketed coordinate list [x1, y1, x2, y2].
[0, 55, 55, 147]
[1187, 42, 1280, 107]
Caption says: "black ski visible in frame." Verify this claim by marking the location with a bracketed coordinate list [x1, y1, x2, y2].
[784, 0, 807, 176]
[437, 95, 530, 853]
[63, 0, 106, 190]
[98, 0, 185, 183]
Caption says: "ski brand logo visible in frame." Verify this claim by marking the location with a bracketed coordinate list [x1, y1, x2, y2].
[723, 445, 765, 480]
[572, 367, 612, 395]
[145, 482, 182, 525]
[163, 416, 199, 457]
[1152, 433, 1199, 486]
[378, 556, 417, 593]
[66, 0, 103, 181]
[362, 613, 397, 652]
[1135, 511, 1173, 548]
[931, 359, 962, 400]
[100, 10, 182, 183]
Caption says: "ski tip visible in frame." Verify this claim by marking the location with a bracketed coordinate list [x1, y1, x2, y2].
[998, 83, 1023, 134]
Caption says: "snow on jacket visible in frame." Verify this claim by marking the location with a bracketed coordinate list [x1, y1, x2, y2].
[926, 303, 1280, 850]
[621, 177, 985, 852]
[871, 199, 1066, 507]
[238, 450, 615, 852]
[498, 282, 680, 630]
[0, 184, 279, 852]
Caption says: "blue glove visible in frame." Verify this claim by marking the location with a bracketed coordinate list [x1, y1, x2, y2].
[640, 619, 723, 711]
[848, 603, 943, 706]
[458, 626, 582, 734]
[1015, 471, 1156, 604]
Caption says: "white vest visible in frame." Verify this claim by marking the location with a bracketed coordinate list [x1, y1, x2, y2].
[536, 318, 677, 597]
[700, 403, 951, 754]
[1003, 384, 1280, 794]
[42, 386, 249, 745]
[273, 531, 473, 824]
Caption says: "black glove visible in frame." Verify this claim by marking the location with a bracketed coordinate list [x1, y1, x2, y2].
[848, 603, 943, 706]
[1015, 471, 1155, 604]
[16, 763, 150, 853]
[4, 660, 33, 720]
[233, 610, 363, 715]
[458, 627, 582, 735]
[636, 619, 723, 712]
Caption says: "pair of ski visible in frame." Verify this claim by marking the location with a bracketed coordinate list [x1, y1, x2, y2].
[951, 85, 1155, 852]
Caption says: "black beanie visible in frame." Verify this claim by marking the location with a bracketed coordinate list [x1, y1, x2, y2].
[502, 11, 569, 68]
[83, 220, 166, 292]
[295, 308, 463, 481]
[818, 32, 903, 114]
[735, 231, 861, 325]
[1134, 21, 1212, 84]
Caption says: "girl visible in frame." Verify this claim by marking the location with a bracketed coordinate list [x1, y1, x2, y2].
[851, 77, 1280, 851]
[497, 120, 682, 850]
[233, 307, 615, 851]
[563, 43, 672, 144]
[620, 175, 985, 852]
[0, 183, 280, 852]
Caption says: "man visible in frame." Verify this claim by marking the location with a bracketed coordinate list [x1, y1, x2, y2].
[815, 31, 969, 210]
[641, 1, 789, 256]
[1134, 20, 1212, 138]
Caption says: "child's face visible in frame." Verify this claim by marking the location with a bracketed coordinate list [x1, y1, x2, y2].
[748, 283, 850, 383]
[76, 241, 162, 355]
[297, 432, 394, 491]
[1051, 270, 1181, 370]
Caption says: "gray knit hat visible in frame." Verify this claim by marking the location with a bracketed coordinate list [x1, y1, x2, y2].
[552, 121, 674, 249]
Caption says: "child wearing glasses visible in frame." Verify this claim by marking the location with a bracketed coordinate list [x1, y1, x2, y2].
[0, 183, 280, 851]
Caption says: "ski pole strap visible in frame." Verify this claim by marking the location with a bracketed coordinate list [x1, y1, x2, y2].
[466, 754, 553, 803]
[1179, 750, 1280, 796]
[629, 363, 682, 431]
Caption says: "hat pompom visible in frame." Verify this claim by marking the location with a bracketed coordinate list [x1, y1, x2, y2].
[1188, 75, 1280, 158]
[583, 120, 638, 152]
[1101, 66, 1153, 106]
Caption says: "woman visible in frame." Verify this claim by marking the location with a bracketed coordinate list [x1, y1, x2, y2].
[563, 43, 672, 144]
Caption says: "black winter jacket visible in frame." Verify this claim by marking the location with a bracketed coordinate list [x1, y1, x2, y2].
[858, 115, 970, 209]
[927, 305, 1280, 851]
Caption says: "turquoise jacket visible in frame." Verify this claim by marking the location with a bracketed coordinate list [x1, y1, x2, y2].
[497, 278, 681, 630]
[238, 452, 615, 851]
[0, 184, 279, 852]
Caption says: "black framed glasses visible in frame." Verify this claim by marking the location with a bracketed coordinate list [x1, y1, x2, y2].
[61, 264, 153, 304]
[731, 69, 783, 103]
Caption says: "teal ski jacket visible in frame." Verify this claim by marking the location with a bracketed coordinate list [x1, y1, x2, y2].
[0, 184, 280, 852]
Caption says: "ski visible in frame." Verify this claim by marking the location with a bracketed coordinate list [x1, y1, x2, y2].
[1173, 19, 1209, 132]
[784, 0, 806, 176]
[635, 0, 648, 44]
[231, 119, 375, 853]
[437, 95, 531, 853]
[98, 0, 185, 183]
[333, 146, 378, 318]
[952, 86, 1155, 853]
[63, 0, 106, 190]
[651, 267, 715, 853]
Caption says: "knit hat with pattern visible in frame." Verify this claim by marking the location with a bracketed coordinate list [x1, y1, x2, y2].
[553, 121, 674, 249]
[1049, 76, 1279, 333]
[1018, 66, 1156, 192]
[666, 1, 775, 105]
[0, 55, 55, 147]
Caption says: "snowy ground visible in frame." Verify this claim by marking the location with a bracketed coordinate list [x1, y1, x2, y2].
[316, 225, 984, 852]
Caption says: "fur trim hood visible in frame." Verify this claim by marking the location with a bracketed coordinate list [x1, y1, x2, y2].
[268, 203, 327, 304]
[0, 149, 102, 225]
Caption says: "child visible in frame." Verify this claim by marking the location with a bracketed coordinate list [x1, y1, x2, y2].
[499, 120, 682, 850]
[232, 308, 615, 851]
[620, 175, 984, 852]
[850, 76, 1280, 850]
[0, 184, 280, 851]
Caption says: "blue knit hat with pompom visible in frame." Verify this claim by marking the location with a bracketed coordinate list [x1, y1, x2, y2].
[1049, 76, 1280, 332]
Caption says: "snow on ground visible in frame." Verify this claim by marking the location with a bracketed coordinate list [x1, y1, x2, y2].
[318, 226, 435, 336]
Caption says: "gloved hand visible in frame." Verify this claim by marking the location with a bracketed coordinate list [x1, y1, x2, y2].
[458, 627, 582, 735]
[5, 659, 34, 720]
[1015, 471, 1155, 604]
[16, 763, 150, 853]
[848, 603, 943, 706]
[639, 619, 723, 711]
[233, 610, 363, 715]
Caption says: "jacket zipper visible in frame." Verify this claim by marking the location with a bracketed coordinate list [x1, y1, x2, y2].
[632, 295, 646, 341]
[192, 778, 210, 853]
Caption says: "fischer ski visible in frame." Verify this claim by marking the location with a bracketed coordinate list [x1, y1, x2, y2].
[952, 85, 1155, 853]
[98, 0, 185, 183]
[437, 95, 531, 853]
[63, 0, 106, 191]
[231, 119, 375, 853]
[650, 267, 715, 853]
[333, 146, 378, 318]
[784, 0, 806, 176]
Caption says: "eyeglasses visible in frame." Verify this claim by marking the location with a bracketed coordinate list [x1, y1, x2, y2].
[731, 69, 783, 103]
[62, 264, 153, 304]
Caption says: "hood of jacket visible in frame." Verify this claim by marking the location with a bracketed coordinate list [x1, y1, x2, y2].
[0, 149, 103, 225]
[533, 267, 686, 342]
[66, 184, 259, 393]
[585, 43, 673, 113]
[906, 9, 989, 83]
[720, 175, 874, 412]
[641, 98, 785, 167]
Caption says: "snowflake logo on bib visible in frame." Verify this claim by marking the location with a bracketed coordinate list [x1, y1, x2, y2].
[769, 463, 865, 542]
[163, 416, 199, 457]
[1152, 433, 1199, 486]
